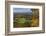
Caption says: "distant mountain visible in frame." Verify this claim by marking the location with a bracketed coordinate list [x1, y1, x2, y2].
[13, 12, 32, 16]
[13, 8, 32, 13]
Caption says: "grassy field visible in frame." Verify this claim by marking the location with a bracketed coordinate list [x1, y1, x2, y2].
[13, 9, 39, 28]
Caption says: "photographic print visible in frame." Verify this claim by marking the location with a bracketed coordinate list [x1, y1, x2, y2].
[13, 8, 39, 28]
[10, 5, 43, 32]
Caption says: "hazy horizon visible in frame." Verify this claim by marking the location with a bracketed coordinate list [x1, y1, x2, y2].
[13, 8, 32, 13]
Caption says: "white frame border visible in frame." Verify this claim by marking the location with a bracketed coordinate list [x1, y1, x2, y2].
[10, 5, 42, 32]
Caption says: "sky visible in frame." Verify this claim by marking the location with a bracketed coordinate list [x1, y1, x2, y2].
[13, 8, 32, 13]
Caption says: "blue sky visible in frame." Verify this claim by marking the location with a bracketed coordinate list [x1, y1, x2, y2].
[13, 8, 32, 13]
